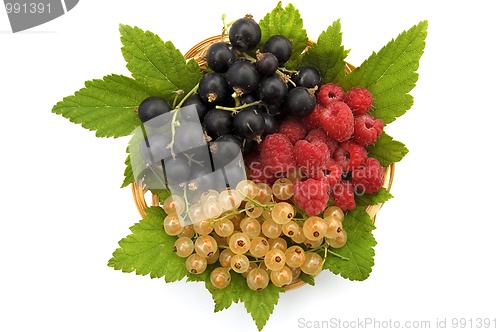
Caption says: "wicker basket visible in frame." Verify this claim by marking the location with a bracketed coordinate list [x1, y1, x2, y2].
[131, 35, 396, 289]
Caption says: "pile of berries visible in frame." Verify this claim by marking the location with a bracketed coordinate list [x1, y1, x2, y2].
[248, 83, 385, 212]
[134, 15, 387, 290]
[163, 179, 347, 290]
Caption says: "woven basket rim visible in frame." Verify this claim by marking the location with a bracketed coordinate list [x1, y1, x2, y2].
[130, 35, 396, 291]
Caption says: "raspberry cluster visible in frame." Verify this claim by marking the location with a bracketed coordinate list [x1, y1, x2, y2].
[248, 84, 385, 213]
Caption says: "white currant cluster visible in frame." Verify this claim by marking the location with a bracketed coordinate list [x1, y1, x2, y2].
[163, 179, 347, 291]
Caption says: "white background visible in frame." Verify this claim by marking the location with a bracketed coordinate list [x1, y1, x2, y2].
[1, 0, 499, 331]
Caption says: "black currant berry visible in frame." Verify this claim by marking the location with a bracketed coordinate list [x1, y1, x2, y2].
[226, 60, 259, 95]
[210, 134, 242, 169]
[255, 52, 279, 76]
[260, 111, 279, 136]
[141, 163, 167, 189]
[198, 72, 229, 104]
[285, 87, 316, 116]
[228, 16, 261, 52]
[138, 96, 172, 127]
[258, 74, 288, 105]
[182, 94, 209, 121]
[206, 42, 237, 73]
[265, 104, 286, 119]
[239, 93, 258, 105]
[203, 109, 233, 139]
[173, 122, 206, 152]
[165, 155, 191, 185]
[232, 108, 265, 140]
[140, 133, 172, 164]
[292, 66, 322, 88]
[263, 35, 292, 65]
[241, 138, 256, 155]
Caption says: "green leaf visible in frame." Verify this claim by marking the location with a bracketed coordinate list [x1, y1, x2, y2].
[366, 132, 409, 167]
[121, 154, 135, 188]
[259, 2, 308, 67]
[240, 280, 283, 331]
[119, 24, 202, 105]
[189, 268, 282, 330]
[323, 207, 376, 281]
[108, 207, 187, 282]
[300, 273, 315, 286]
[301, 20, 348, 83]
[355, 187, 394, 206]
[52, 74, 148, 138]
[340, 21, 428, 124]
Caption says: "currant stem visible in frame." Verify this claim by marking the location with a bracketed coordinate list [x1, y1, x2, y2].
[327, 248, 349, 261]
[216, 100, 261, 112]
[242, 53, 257, 63]
[175, 83, 199, 109]
[221, 14, 229, 37]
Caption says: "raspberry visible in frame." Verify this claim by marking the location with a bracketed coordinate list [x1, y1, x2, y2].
[333, 141, 367, 171]
[302, 104, 325, 131]
[323, 159, 342, 190]
[278, 117, 307, 144]
[332, 181, 356, 211]
[260, 133, 296, 175]
[293, 140, 329, 178]
[245, 154, 276, 185]
[345, 87, 373, 115]
[305, 127, 338, 158]
[319, 101, 354, 142]
[352, 157, 384, 194]
[293, 178, 329, 216]
[353, 114, 384, 146]
[317, 83, 345, 106]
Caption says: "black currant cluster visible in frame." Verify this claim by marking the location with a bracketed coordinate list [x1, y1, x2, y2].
[135, 15, 322, 199]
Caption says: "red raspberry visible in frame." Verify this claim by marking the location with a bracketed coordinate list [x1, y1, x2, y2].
[245, 154, 276, 185]
[306, 127, 338, 158]
[353, 114, 384, 146]
[323, 159, 342, 190]
[317, 83, 345, 106]
[293, 178, 329, 216]
[303, 104, 325, 131]
[352, 157, 384, 194]
[278, 117, 307, 145]
[319, 101, 354, 142]
[260, 133, 296, 175]
[332, 181, 356, 211]
[293, 140, 329, 178]
[345, 87, 373, 115]
[333, 141, 367, 171]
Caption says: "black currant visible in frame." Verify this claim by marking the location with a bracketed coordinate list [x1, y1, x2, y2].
[255, 52, 279, 76]
[228, 16, 261, 52]
[259, 111, 279, 136]
[239, 93, 258, 105]
[165, 155, 191, 185]
[285, 87, 316, 116]
[265, 104, 287, 119]
[232, 108, 265, 140]
[292, 65, 322, 88]
[173, 122, 206, 152]
[226, 60, 259, 95]
[181, 94, 209, 121]
[241, 137, 256, 155]
[263, 35, 292, 65]
[138, 96, 172, 127]
[206, 42, 237, 73]
[210, 134, 242, 169]
[140, 133, 172, 164]
[203, 109, 233, 139]
[141, 163, 167, 189]
[257, 74, 288, 105]
[198, 72, 229, 104]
